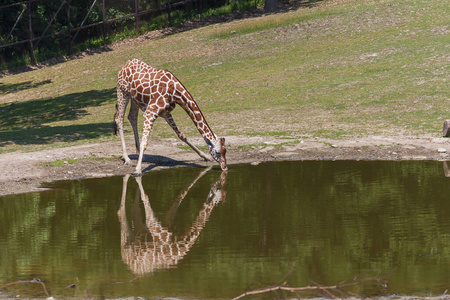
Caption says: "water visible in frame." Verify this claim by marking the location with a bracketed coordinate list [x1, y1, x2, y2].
[1, 161, 450, 299]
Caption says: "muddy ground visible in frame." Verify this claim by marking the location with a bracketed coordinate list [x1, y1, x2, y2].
[2, 134, 450, 196]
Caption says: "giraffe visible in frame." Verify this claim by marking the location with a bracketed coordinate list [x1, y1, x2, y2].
[113, 58, 227, 176]
[117, 167, 227, 275]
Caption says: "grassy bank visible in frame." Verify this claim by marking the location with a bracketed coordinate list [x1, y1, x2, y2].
[0, 0, 448, 154]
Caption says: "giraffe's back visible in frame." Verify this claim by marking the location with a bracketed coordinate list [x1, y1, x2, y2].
[117, 58, 178, 111]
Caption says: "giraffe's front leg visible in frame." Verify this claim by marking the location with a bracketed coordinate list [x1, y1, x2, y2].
[163, 113, 211, 161]
[133, 110, 158, 177]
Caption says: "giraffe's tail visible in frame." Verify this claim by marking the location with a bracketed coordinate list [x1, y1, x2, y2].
[112, 103, 119, 136]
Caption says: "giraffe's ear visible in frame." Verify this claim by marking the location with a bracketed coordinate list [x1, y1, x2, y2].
[219, 138, 226, 157]
[218, 138, 227, 171]
[219, 138, 226, 151]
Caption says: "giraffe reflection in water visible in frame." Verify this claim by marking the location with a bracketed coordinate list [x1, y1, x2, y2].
[444, 161, 450, 177]
[117, 167, 227, 275]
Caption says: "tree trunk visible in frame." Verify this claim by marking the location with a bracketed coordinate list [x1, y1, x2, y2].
[264, 0, 278, 12]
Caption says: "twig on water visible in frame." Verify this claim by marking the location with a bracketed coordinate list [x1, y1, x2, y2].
[0, 279, 50, 297]
[231, 270, 390, 300]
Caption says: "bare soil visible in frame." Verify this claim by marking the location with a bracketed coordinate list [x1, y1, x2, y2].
[2, 134, 450, 196]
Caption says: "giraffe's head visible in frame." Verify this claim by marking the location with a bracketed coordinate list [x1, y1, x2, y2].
[208, 138, 227, 171]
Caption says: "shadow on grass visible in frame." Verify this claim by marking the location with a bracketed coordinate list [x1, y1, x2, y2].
[0, 79, 52, 95]
[0, 123, 113, 147]
[0, 87, 116, 146]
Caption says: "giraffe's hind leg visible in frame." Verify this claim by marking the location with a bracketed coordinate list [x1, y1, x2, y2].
[128, 101, 141, 155]
[163, 112, 211, 162]
[114, 88, 132, 165]
[117, 174, 131, 237]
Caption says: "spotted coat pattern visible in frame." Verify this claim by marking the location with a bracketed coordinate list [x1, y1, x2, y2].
[114, 58, 227, 175]
[118, 168, 227, 274]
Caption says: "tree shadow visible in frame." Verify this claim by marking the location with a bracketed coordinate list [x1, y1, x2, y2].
[0, 88, 115, 127]
[0, 79, 52, 95]
[0, 123, 112, 147]
[0, 87, 116, 146]
[165, 0, 328, 33]
[281, 0, 328, 11]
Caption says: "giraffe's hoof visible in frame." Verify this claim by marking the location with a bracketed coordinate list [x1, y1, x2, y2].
[123, 159, 132, 165]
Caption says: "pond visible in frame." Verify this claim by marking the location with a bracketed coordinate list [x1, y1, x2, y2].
[1, 160, 450, 299]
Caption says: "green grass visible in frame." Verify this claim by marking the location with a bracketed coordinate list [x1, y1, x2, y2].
[44, 159, 78, 167]
[209, 5, 344, 39]
[1, 0, 449, 153]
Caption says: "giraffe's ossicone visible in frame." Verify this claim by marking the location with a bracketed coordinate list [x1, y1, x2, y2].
[113, 58, 227, 175]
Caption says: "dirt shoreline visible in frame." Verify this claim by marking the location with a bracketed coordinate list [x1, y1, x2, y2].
[2, 134, 450, 197]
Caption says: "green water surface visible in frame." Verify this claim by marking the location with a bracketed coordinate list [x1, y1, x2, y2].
[1, 161, 450, 299]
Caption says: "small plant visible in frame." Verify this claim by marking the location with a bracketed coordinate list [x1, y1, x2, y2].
[44, 159, 78, 167]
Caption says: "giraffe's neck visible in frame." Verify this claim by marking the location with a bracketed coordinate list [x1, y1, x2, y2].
[173, 81, 218, 145]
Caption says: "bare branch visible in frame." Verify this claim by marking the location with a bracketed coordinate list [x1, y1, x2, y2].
[0, 280, 50, 297]
[232, 273, 389, 300]
[309, 279, 339, 299]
